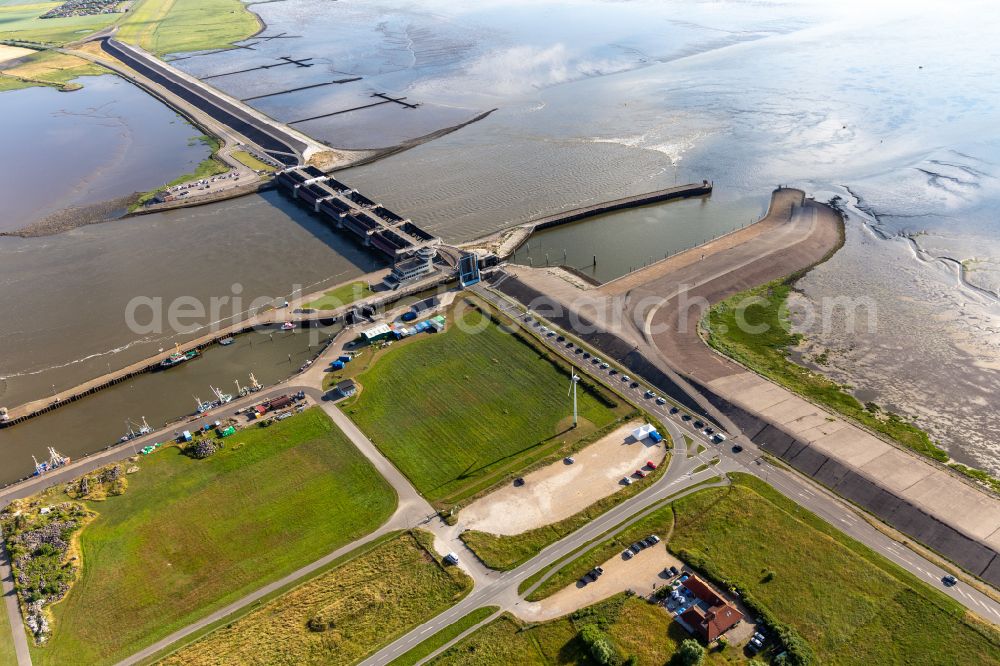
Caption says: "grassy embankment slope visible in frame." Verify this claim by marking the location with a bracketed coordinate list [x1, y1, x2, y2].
[305, 281, 374, 310]
[30, 408, 396, 666]
[704, 280, 946, 461]
[160, 531, 473, 666]
[430, 595, 733, 666]
[527, 474, 1000, 664]
[704, 279, 1000, 491]
[344, 299, 628, 508]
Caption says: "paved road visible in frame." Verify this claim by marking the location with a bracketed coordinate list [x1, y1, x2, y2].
[472, 284, 1000, 619]
[5, 286, 998, 666]
[100, 38, 306, 165]
[0, 527, 31, 666]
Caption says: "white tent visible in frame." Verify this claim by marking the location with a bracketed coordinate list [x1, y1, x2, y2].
[631, 423, 655, 440]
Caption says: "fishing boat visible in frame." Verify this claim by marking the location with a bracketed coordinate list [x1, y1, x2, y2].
[160, 344, 199, 369]
[33, 447, 70, 477]
[281, 322, 296, 331]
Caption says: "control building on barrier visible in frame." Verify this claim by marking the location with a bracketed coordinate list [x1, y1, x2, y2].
[275, 166, 441, 286]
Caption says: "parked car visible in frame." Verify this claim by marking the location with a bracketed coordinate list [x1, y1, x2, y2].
[648, 534, 661, 544]
[656, 397, 666, 405]
[644, 390, 655, 398]
[600, 363, 610, 369]
[583, 352, 591, 359]
[547, 331, 556, 337]
[609, 368, 617, 375]
[681, 414, 692, 421]
[646, 460, 658, 470]
[714, 433, 727, 442]
[564, 456, 575, 464]
[704, 427, 714, 435]
[556, 335, 565, 341]
[575, 348, 584, 354]
[630, 381, 639, 388]
[670, 406, 679, 414]
[669, 565, 679, 576]
[566, 341, 574, 348]
[634, 469, 647, 478]
[732, 444, 744, 453]
[622, 549, 633, 560]
[513, 477, 525, 486]
[621, 476, 632, 485]
[630, 543, 642, 553]
[694, 420, 704, 428]
[622, 375, 630, 382]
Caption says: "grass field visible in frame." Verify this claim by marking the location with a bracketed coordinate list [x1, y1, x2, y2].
[704, 279, 951, 462]
[305, 281, 373, 310]
[0, 596, 16, 666]
[30, 408, 396, 666]
[345, 299, 625, 505]
[526, 474, 1000, 664]
[116, 0, 260, 56]
[161, 531, 473, 666]
[430, 595, 733, 666]
[388, 606, 500, 666]
[460, 450, 670, 570]
[0, 2, 118, 44]
[231, 149, 275, 172]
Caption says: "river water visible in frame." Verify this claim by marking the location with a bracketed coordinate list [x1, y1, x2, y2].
[1, 0, 999, 476]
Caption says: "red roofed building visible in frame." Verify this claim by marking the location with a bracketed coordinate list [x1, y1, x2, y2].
[678, 576, 743, 642]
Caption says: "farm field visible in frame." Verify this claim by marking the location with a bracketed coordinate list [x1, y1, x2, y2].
[528, 474, 1000, 664]
[116, 0, 260, 56]
[161, 531, 473, 666]
[28, 408, 396, 666]
[429, 595, 734, 666]
[0, 2, 117, 45]
[345, 298, 627, 505]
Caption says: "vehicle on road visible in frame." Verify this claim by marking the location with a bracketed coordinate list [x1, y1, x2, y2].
[694, 420, 704, 428]
[556, 335, 564, 341]
[609, 368, 617, 375]
[600, 362, 610, 369]
[656, 397, 666, 405]
[704, 427, 714, 435]
[732, 444, 744, 453]
[547, 331, 556, 337]
[575, 348, 584, 354]
[943, 574, 958, 586]
[566, 341, 574, 348]
[644, 390, 654, 398]
[583, 352, 591, 359]
[444, 552, 460, 565]
[513, 477, 525, 486]
[681, 414, 691, 421]
[622, 375, 630, 382]
[670, 406, 679, 414]
[630, 381, 639, 388]
[564, 456, 575, 464]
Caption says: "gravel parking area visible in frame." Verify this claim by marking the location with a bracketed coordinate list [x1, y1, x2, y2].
[459, 421, 665, 535]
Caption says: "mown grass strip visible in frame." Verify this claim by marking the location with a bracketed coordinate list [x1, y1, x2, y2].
[387, 606, 500, 666]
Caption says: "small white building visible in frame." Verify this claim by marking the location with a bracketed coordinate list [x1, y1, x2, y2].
[632, 423, 655, 440]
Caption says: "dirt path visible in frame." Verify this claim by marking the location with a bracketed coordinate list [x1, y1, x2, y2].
[458, 421, 667, 535]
